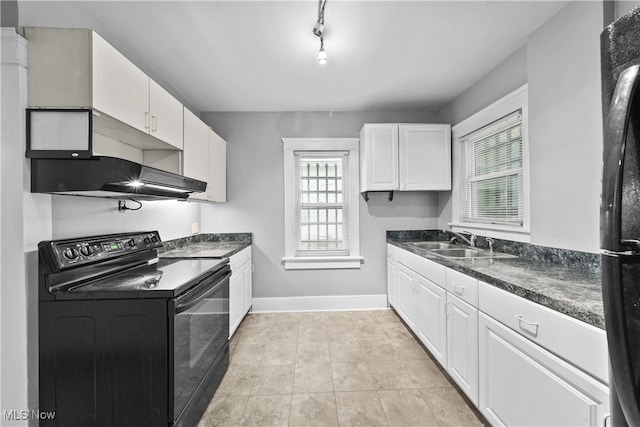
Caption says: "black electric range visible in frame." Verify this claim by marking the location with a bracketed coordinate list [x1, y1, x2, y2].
[37, 231, 231, 427]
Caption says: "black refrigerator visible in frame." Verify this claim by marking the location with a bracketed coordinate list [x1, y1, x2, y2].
[601, 7, 640, 427]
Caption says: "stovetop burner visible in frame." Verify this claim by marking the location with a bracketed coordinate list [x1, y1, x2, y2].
[78, 271, 164, 291]
[55, 257, 228, 299]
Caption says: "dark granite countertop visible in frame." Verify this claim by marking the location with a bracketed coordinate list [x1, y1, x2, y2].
[159, 233, 252, 259]
[387, 232, 604, 330]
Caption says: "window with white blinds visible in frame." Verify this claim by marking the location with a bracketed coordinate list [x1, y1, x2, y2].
[295, 152, 349, 256]
[462, 110, 523, 226]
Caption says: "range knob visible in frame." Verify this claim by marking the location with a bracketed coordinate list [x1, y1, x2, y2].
[79, 246, 93, 257]
[151, 235, 158, 243]
[63, 248, 79, 260]
[127, 239, 136, 248]
[143, 237, 151, 245]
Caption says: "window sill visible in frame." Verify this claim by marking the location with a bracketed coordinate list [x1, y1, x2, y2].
[449, 222, 530, 243]
[282, 256, 363, 270]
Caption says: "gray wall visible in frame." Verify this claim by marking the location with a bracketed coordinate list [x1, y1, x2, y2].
[437, 45, 528, 126]
[200, 111, 442, 299]
[3, 28, 49, 425]
[49, 197, 201, 241]
[616, 1, 640, 19]
[437, 1, 603, 253]
[527, 1, 603, 253]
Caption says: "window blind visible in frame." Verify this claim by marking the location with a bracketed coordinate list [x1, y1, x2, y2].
[462, 111, 523, 226]
[294, 152, 349, 256]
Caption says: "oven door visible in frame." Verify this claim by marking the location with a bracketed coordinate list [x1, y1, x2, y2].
[172, 265, 230, 426]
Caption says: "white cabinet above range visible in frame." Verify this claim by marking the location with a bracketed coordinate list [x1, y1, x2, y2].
[183, 108, 227, 203]
[359, 123, 451, 193]
[26, 27, 184, 151]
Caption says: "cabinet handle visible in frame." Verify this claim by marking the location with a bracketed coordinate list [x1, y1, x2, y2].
[603, 413, 610, 427]
[251, 264, 254, 273]
[452, 284, 465, 295]
[144, 112, 150, 129]
[515, 315, 539, 336]
[151, 115, 158, 132]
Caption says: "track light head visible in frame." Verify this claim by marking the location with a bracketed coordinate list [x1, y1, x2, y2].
[313, 19, 324, 37]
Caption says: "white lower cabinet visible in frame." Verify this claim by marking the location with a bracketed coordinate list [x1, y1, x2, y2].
[396, 263, 417, 328]
[387, 245, 399, 307]
[386, 244, 609, 426]
[478, 313, 609, 427]
[446, 293, 478, 405]
[415, 276, 447, 367]
[229, 246, 252, 337]
[242, 258, 253, 314]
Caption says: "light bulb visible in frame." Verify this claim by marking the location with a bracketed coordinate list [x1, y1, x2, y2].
[318, 46, 327, 65]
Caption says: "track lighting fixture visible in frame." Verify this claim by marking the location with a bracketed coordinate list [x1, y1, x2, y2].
[313, 0, 328, 64]
[318, 37, 327, 65]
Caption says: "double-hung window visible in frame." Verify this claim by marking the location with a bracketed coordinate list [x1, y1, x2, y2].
[451, 84, 529, 240]
[282, 138, 361, 269]
[296, 153, 348, 255]
[462, 111, 523, 226]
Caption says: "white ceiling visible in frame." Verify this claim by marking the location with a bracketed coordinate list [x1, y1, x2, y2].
[17, 0, 568, 113]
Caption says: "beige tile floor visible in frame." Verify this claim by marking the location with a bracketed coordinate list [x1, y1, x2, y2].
[198, 309, 487, 427]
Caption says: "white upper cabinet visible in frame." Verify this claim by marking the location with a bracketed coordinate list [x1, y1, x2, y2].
[183, 109, 228, 203]
[399, 124, 451, 190]
[183, 108, 209, 200]
[27, 27, 183, 150]
[92, 32, 149, 135]
[360, 123, 451, 193]
[207, 129, 227, 202]
[148, 79, 184, 149]
[360, 124, 399, 191]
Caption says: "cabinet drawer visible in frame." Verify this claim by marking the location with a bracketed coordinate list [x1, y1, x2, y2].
[479, 313, 609, 427]
[387, 243, 397, 260]
[446, 268, 478, 307]
[479, 281, 608, 384]
[230, 246, 251, 271]
[396, 249, 445, 287]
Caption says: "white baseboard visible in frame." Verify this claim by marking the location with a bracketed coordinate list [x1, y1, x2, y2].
[250, 294, 388, 313]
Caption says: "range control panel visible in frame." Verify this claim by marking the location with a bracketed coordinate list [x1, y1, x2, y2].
[45, 231, 162, 270]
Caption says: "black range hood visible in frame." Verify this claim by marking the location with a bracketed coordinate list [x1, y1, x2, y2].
[31, 156, 206, 200]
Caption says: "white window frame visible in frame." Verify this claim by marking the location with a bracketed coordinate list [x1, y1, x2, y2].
[450, 84, 530, 242]
[282, 138, 362, 270]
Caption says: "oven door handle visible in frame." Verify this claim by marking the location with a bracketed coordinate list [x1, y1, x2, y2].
[174, 266, 231, 314]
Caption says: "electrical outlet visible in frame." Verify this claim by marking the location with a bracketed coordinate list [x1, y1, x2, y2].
[192, 223, 199, 234]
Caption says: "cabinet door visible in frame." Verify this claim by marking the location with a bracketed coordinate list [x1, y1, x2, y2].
[242, 260, 253, 314]
[387, 257, 398, 308]
[39, 300, 168, 427]
[398, 124, 451, 191]
[229, 271, 244, 338]
[360, 124, 399, 192]
[446, 293, 478, 405]
[92, 32, 149, 134]
[396, 264, 416, 327]
[414, 276, 447, 366]
[478, 313, 609, 427]
[207, 129, 227, 202]
[149, 79, 184, 149]
[183, 108, 209, 201]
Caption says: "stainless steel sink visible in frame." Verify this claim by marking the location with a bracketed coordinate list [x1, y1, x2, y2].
[408, 241, 458, 250]
[431, 248, 480, 257]
[430, 247, 516, 259]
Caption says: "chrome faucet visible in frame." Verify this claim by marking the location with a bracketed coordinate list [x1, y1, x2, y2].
[486, 237, 495, 253]
[449, 231, 476, 247]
